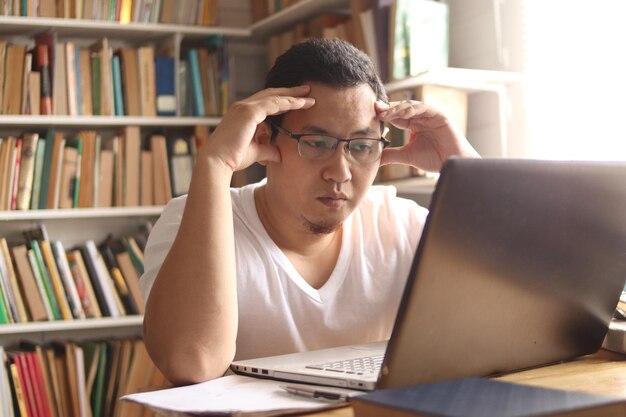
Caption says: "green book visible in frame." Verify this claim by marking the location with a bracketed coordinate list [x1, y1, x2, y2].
[67, 136, 83, 208]
[92, 54, 101, 116]
[29, 138, 46, 210]
[29, 240, 61, 320]
[37, 129, 56, 209]
[91, 342, 108, 417]
[0, 283, 9, 324]
[26, 249, 54, 320]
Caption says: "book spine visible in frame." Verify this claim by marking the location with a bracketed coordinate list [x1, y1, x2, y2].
[187, 49, 205, 116]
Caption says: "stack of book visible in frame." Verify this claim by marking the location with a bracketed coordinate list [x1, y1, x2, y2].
[0, 126, 202, 211]
[262, 0, 449, 84]
[0, 34, 183, 118]
[0, 223, 150, 324]
[0, 339, 167, 417]
[0, 0, 219, 26]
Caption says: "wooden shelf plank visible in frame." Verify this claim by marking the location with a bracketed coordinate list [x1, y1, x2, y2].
[0, 116, 221, 127]
[0, 316, 143, 335]
[385, 67, 523, 94]
[250, 0, 349, 38]
[0, 16, 249, 38]
[0, 206, 163, 221]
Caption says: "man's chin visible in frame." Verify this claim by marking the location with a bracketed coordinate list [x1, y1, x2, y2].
[303, 219, 341, 235]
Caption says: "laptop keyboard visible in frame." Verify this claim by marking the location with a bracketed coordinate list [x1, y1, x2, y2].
[305, 354, 384, 375]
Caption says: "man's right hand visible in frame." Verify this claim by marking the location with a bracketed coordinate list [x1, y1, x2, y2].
[202, 85, 316, 174]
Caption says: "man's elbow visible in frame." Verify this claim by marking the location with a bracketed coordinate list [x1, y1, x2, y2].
[143, 325, 236, 385]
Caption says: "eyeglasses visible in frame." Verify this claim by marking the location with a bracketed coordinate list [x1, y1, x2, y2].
[271, 123, 391, 164]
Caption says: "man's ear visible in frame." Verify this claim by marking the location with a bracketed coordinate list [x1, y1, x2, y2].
[253, 121, 276, 166]
[253, 121, 273, 146]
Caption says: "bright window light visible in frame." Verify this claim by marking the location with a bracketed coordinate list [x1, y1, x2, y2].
[524, 0, 626, 160]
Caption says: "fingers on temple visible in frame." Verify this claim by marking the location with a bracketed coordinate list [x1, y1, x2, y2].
[384, 101, 438, 120]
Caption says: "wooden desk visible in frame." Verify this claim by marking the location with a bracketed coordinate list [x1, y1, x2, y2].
[306, 349, 626, 417]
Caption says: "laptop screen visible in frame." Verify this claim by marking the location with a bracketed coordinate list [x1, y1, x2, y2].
[379, 158, 626, 388]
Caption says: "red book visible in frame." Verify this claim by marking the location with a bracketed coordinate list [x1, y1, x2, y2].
[14, 352, 38, 417]
[35, 45, 52, 115]
[26, 352, 52, 417]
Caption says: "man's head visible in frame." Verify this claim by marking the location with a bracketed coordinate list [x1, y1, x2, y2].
[256, 39, 387, 236]
[265, 38, 387, 133]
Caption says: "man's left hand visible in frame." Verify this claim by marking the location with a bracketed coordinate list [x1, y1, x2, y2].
[376, 100, 480, 172]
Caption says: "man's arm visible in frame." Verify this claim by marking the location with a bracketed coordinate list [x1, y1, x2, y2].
[376, 100, 480, 172]
[142, 86, 315, 385]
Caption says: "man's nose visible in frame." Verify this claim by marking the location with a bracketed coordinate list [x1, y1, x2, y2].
[321, 144, 352, 183]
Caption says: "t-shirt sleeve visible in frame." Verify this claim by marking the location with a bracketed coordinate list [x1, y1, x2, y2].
[139, 195, 187, 303]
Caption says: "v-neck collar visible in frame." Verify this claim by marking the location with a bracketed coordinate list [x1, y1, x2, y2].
[240, 182, 353, 303]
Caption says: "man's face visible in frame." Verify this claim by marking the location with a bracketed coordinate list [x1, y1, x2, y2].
[265, 82, 381, 234]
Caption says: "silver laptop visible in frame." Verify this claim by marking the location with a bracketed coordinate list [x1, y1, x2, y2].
[231, 159, 626, 391]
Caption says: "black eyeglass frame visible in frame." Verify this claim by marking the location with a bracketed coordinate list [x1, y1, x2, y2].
[270, 122, 391, 162]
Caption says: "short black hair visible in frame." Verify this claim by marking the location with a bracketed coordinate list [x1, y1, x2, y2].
[265, 38, 387, 133]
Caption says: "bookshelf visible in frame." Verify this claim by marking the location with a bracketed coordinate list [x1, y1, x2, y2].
[0, 3, 523, 414]
[381, 67, 523, 206]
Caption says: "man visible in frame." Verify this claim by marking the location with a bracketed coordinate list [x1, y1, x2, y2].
[140, 39, 478, 385]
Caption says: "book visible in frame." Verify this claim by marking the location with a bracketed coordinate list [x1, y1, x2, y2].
[78, 47, 93, 116]
[39, 240, 73, 320]
[351, 377, 626, 417]
[58, 142, 79, 209]
[155, 55, 176, 116]
[3, 44, 26, 114]
[20, 52, 32, 115]
[112, 54, 125, 116]
[390, 0, 449, 80]
[65, 41, 79, 116]
[53, 42, 69, 115]
[0, 238, 28, 323]
[123, 126, 141, 207]
[98, 236, 138, 315]
[0, 40, 6, 113]
[10, 137, 23, 210]
[119, 48, 140, 116]
[137, 46, 156, 116]
[52, 240, 85, 319]
[34, 33, 55, 114]
[66, 249, 102, 318]
[167, 135, 194, 197]
[27, 247, 57, 321]
[77, 130, 96, 208]
[187, 48, 205, 116]
[150, 134, 172, 205]
[11, 244, 47, 322]
[27, 71, 41, 115]
[140, 150, 153, 205]
[415, 85, 468, 136]
[46, 132, 67, 209]
[30, 137, 46, 210]
[0, 346, 15, 416]
[0, 236, 23, 323]
[16, 132, 39, 210]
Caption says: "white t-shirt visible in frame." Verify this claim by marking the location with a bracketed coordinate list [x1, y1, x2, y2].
[140, 180, 428, 360]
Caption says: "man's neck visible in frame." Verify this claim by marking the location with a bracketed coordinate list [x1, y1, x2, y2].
[254, 184, 341, 255]
[254, 185, 343, 289]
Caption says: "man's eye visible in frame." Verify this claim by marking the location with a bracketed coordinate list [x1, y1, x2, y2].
[351, 141, 374, 152]
[303, 137, 334, 149]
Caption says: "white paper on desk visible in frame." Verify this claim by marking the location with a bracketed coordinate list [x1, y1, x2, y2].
[121, 374, 353, 416]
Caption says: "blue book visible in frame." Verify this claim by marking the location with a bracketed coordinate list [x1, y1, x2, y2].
[112, 55, 125, 116]
[187, 49, 205, 117]
[155, 56, 176, 116]
[351, 378, 626, 417]
[75, 45, 83, 115]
